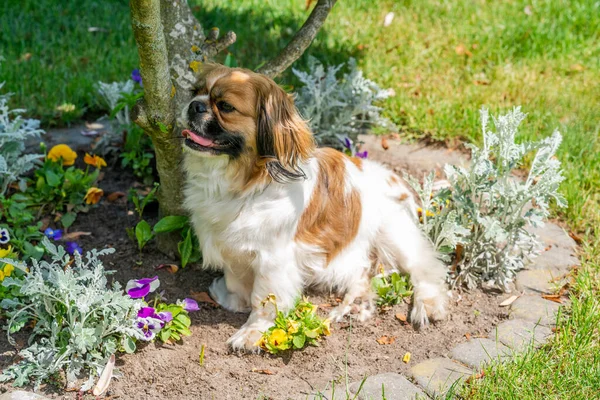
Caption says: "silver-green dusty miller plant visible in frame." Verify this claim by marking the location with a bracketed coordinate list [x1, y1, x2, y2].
[406, 107, 565, 291]
[0, 82, 45, 195]
[0, 238, 142, 390]
[293, 57, 395, 150]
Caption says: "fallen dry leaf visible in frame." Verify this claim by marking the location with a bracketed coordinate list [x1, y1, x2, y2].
[542, 294, 564, 304]
[61, 231, 91, 241]
[395, 313, 407, 323]
[40, 217, 51, 231]
[251, 368, 276, 375]
[383, 12, 394, 27]
[86, 122, 105, 130]
[402, 352, 411, 363]
[381, 137, 390, 150]
[376, 335, 396, 345]
[499, 295, 519, 307]
[473, 79, 490, 86]
[155, 264, 179, 274]
[107, 191, 126, 202]
[93, 354, 115, 396]
[570, 63, 585, 72]
[190, 291, 219, 308]
[569, 231, 583, 245]
[455, 44, 472, 57]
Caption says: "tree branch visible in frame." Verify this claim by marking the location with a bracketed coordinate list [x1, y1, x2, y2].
[257, 0, 337, 78]
[130, 0, 174, 131]
[201, 28, 237, 60]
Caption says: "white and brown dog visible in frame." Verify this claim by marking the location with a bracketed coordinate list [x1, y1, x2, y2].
[179, 64, 447, 351]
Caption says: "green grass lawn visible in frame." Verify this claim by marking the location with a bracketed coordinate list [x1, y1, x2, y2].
[1, 0, 599, 398]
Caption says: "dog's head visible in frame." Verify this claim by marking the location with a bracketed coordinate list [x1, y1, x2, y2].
[180, 64, 315, 184]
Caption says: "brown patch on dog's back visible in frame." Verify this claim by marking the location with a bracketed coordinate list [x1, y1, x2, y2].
[295, 148, 362, 264]
[348, 156, 363, 171]
[387, 174, 399, 186]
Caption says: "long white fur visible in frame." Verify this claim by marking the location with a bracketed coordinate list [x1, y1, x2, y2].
[182, 136, 448, 351]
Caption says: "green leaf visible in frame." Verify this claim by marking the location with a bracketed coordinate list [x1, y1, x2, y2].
[61, 211, 77, 228]
[123, 337, 136, 354]
[159, 328, 171, 343]
[154, 216, 188, 233]
[178, 229, 193, 268]
[292, 334, 306, 349]
[135, 220, 153, 251]
[224, 53, 237, 68]
[175, 313, 191, 327]
[45, 169, 61, 187]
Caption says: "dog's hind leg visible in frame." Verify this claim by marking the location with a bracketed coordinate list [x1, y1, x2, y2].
[376, 211, 448, 328]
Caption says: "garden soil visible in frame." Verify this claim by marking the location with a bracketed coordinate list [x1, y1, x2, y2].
[1, 135, 509, 400]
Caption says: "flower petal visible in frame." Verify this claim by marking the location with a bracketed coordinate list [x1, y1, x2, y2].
[137, 307, 157, 318]
[136, 276, 159, 285]
[158, 311, 173, 323]
[127, 285, 151, 299]
[182, 298, 199, 312]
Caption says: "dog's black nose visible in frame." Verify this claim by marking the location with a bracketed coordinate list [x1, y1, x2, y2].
[190, 101, 207, 114]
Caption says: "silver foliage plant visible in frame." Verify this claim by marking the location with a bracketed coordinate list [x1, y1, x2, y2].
[293, 56, 395, 149]
[0, 82, 45, 195]
[0, 238, 143, 390]
[405, 107, 566, 291]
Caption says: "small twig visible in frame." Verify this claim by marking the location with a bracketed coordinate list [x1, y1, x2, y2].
[257, 0, 338, 78]
[200, 28, 237, 60]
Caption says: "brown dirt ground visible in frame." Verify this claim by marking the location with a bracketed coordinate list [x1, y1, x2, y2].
[0, 138, 511, 400]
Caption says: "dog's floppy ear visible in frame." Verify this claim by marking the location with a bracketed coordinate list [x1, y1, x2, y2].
[256, 81, 315, 183]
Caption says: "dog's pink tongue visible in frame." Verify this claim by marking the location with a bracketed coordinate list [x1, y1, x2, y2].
[182, 129, 215, 147]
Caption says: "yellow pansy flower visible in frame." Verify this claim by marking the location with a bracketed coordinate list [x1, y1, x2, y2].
[321, 319, 331, 336]
[0, 270, 4, 281]
[48, 144, 77, 166]
[3, 263, 14, 277]
[84, 153, 107, 169]
[56, 103, 76, 113]
[0, 246, 12, 258]
[267, 328, 289, 349]
[287, 320, 300, 334]
[84, 187, 104, 205]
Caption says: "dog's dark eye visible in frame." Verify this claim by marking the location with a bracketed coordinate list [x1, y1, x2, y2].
[217, 101, 235, 113]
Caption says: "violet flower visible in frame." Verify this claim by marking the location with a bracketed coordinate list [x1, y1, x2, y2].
[157, 311, 173, 323]
[44, 228, 63, 240]
[178, 298, 199, 312]
[66, 241, 82, 255]
[356, 150, 368, 159]
[125, 276, 160, 299]
[0, 228, 9, 245]
[131, 69, 142, 85]
[135, 316, 163, 341]
[341, 136, 353, 150]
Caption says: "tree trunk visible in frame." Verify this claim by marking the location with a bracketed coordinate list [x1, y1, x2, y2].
[129, 0, 336, 256]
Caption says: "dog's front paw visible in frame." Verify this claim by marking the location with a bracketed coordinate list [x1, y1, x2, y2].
[227, 320, 273, 352]
[209, 277, 250, 313]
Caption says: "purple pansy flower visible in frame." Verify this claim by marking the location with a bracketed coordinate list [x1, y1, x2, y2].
[0, 228, 9, 245]
[125, 276, 160, 299]
[178, 298, 199, 312]
[44, 228, 63, 240]
[135, 316, 163, 341]
[157, 311, 173, 323]
[341, 136, 353, 150]
[136, 307, 172, 323]
[131, 69, 142, 85]
[66, 241, 82, 255]
[356, 150, 368, 159]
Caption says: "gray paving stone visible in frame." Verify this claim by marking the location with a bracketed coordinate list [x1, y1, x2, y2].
[526, 223, 577, 250]
[0, 392, 50, 400]
[492, 319, 552, 352]
[529, 246, 579, 274]
[449, 338, 511, 370]
[348, 373, 427, 400]
[509, 295, 561, 326]
[514, 269, 566, 295]
[409, 357, 472, 397]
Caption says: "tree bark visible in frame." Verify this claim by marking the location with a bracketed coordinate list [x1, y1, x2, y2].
[129, 0, 335, 256]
